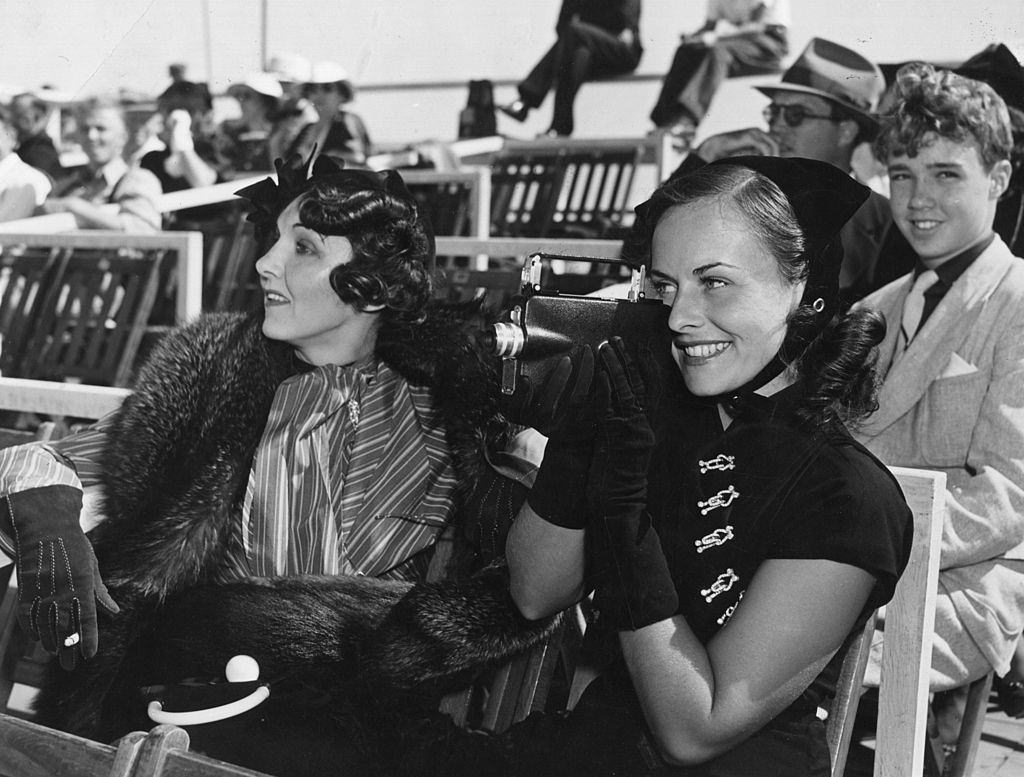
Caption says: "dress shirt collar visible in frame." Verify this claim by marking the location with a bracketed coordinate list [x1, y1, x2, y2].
[915, 232, 995, 289]
[91, 157, 129, 191]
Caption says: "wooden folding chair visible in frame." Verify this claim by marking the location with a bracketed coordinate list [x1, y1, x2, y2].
[489, 153, 568, 238]
[547, 147, 641, 240]
[871, 467, 947, 777]
[19, 249, 165, 387]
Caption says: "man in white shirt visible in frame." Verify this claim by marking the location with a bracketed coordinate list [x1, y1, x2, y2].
[0, 105, 51, 222]
[41, 100, 162, 233]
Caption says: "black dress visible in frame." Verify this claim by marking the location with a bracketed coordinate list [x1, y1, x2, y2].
[504, 385, 913, 777]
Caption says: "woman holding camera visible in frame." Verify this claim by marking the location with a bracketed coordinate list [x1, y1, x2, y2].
[504, 155, 913, 775]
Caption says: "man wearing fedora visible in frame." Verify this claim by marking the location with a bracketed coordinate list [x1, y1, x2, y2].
[674, 37, 914, 303]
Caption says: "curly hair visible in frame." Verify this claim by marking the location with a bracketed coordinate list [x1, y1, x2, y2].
[873, 62, 1013, 169]
[293, 177, 435, 328]
[634, 164, 885, 427]
[788, 306, 886, 429]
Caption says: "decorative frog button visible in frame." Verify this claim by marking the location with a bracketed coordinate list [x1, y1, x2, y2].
[698, 485, 740, 516]
[699, 454, 735, 474]
[701, 568, 739, 603]
[695, 525, 734, 554]
[717, 590, 745, 625]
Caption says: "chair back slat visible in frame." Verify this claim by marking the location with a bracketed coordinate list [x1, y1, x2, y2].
[826, 609, 878, 776]
[490, 156, 567, 237]
[213, 219, 260, 312]
[0, 247, 65, 377]
[21, 250, 164, 386]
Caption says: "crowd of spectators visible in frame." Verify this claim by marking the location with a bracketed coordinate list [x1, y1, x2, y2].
[0, 55, 373, 231]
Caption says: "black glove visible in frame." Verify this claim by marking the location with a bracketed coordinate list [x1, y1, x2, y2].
[520, 346, 606, 529]
[589, 338, 678, 631]
[0, 486, 119, 669]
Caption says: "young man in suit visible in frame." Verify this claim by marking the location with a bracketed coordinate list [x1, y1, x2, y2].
[856, 64, 1024, 734]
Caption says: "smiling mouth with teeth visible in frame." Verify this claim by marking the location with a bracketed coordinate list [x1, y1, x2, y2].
[264, 291, 289, 304]
[683, 342, 731, 359]
[910, 220, 941, 230]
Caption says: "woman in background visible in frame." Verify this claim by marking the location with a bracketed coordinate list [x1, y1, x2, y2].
[220, 72, 284, 176]
[288, 61, 373, 167]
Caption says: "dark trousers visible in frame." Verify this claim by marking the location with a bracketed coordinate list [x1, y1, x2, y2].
[649, 31, 787, 128]
[519, 18, 642, 136]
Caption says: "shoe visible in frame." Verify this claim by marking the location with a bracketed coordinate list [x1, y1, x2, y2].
[498, 100, 529, 123]
[995, 674, 1024, 718]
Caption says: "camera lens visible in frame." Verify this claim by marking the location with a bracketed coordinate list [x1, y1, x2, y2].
[489, 322, 525, 357]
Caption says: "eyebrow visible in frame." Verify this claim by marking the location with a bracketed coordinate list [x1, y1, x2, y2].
[691, 262, 738, 276]
[888, 161, 965, 172]
[291, 222, 327, 244]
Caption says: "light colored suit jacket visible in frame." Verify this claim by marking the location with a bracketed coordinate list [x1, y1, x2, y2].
[856, 235, 1024, 675]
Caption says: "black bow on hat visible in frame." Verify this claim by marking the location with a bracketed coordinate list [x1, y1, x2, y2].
[234, 151, 417, 246]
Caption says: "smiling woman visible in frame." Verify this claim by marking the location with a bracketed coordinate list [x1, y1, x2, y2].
[501, 156, 915, 775]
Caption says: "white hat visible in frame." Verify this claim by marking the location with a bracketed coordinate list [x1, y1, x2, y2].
[306, 61, 351, 85]
[229, 72, 283, 99]
[267, 53, 312, 84]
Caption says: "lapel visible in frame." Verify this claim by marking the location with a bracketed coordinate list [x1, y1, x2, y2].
[859, 238, 1015, 437]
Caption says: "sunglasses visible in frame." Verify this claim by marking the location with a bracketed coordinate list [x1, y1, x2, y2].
[302, 83, 339, 97]
[763, 103, 840, 128]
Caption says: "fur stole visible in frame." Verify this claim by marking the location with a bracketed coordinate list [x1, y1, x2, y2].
[36, 303, 554, 742]
[92, 302, 501, 599]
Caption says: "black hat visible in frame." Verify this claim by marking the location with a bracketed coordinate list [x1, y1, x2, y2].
[234, 151, 418, 249]
[955, 43, 1024, 115]
[628, 155, 869, 400]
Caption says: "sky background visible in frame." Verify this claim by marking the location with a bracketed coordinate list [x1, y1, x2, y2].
[2, 0, 1022, 144]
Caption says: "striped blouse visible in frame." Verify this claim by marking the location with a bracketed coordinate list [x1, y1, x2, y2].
[0, 359, 457, 581]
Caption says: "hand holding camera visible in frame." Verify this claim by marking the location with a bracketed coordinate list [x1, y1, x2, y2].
[522, 345, 606, 530]
[588, 338, 678, 631]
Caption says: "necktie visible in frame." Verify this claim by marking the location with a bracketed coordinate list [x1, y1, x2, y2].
[898, 269, 939, 350]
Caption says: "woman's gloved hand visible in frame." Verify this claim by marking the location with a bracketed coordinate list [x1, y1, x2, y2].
[589, 338, 678, 630]
[511, 346, 606, 529]
[0, 486, 119, 669]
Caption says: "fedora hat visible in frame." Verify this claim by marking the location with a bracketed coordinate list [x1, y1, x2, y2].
[756, 38, 884, 131]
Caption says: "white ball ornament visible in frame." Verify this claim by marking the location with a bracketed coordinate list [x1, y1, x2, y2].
[225, 654, 260, 683]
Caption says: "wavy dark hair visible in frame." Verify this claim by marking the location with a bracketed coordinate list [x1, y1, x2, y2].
[293, 176, 435, 328]
[631, 164, 885, 428]
[873, 62, 1013, 169]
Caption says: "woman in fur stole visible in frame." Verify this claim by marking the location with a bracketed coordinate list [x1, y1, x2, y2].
[0, 154, 554, 776]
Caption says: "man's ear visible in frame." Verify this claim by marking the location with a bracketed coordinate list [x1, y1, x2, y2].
[837, 119, 860, 149]
[989, 159, 1013, 199]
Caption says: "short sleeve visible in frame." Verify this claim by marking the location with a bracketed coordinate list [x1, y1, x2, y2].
[766, 441, 913, 608]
